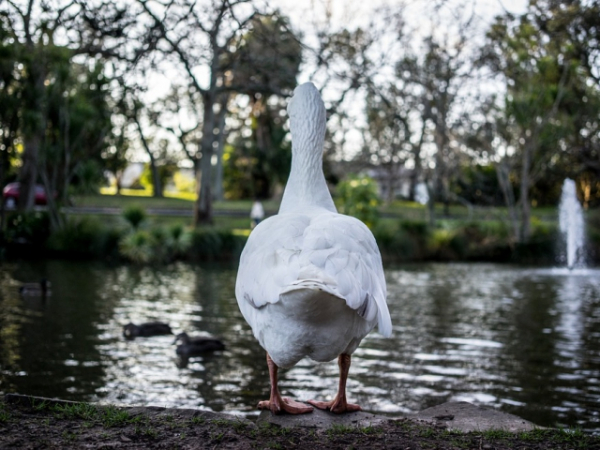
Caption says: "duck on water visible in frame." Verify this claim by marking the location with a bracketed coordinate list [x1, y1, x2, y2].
[172, 332, 226, 357]
[122, 322, 173, 340]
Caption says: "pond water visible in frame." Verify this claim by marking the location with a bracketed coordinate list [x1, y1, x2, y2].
[1, 260, 599, 432]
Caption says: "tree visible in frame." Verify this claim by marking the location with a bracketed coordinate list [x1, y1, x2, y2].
[39, 56, 113, 228]
[361, 85, 415, 204]
[134, 0, 264, 225]
[483, 7, 587, 241]
[139, 139, 179, 196]
[224, 98, 293, 199]
[0, 15, 21, 194]
[531, 0, 600, 206]
[1, 0, 147, 226]
[156, 84, 204, 197]
[101, 120, 130, 195]
[226, 13, 301, 199]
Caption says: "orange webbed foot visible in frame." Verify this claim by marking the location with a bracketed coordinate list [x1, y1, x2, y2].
[307, 398, 361, 414]
[258, 397, 314, 415]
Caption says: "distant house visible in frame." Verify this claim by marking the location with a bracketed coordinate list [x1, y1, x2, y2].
[120, 163, 145, 188]
[366, 165, 415, 201]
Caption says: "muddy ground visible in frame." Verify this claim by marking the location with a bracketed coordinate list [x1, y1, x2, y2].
[1, 395, 598, 449]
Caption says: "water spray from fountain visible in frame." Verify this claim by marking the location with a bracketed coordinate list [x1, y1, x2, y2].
[559, 179, 585, 269]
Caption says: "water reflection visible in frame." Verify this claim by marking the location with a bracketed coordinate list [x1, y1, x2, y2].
[0, 261, 598, 432]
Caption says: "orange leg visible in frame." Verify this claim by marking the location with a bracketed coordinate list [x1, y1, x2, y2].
[308, 353, 361, 414]
[257, 352, 313, 415]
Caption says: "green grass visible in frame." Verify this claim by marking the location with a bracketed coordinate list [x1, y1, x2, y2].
[69, 193, 278, 230]
[256, 422, 291, 437]
[74, 192, 280, 213]
[326, 423, 358, 437]
[100, 405, 132, 427]
[0, 405, 11, 423]
[190, 416, 206, 425]
[52, 402, 97, 421]
[74, 192, 576, 226]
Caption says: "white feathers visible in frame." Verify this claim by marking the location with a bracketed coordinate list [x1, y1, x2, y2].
[235, 82, 392, 368]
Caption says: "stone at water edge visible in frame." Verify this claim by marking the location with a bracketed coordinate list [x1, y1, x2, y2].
[414, 401, 540, 432]
[258, 401, 541, 432]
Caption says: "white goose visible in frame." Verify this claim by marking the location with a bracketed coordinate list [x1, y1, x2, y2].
[235, 82, 392, 415]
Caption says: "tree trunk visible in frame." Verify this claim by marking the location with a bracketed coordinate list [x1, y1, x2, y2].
[385, 163, 395, 205]
[116, 173, 122, 195]
[134, 116, 163, 198]
[409, 121, 426, 201]
[496, 159, 519, 242]
[18, 133, 41, 211]
[39, 170, 64, 231]
[428, 123, 448, 227]
[426, 179, 435, 227]
[518, 141, 533, 243]
[194, 99, 217, 226]
[213, 97, 228, 202]
[18, 58, 47, 212]
[149, 154, 162, 198]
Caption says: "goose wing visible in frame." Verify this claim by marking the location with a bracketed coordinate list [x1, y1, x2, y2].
[235, 211, 391, 337]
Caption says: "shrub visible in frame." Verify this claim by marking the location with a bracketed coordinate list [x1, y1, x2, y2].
[167, 223, 192, 258]
[336, 175, 381, 229]
[190, 228, 223, 260]
[119, 230, 154, 263]
[428, 228, 457, 260]
[4, 211, 51, 248]
[46, 217, 122, 258]
[189, 228, 247, 261]
[374, 223, 419, 261]
[122, 205, 147, 230]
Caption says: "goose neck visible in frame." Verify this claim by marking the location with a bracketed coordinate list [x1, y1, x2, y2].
[279, 144, 336, 213]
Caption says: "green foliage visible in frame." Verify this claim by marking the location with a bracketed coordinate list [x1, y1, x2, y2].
[223, 13, 300, 200]
[100, 406, 132, 428]
[122, 205, 147, 230]
[73, 160, 105, 195]
[223, 104, 292, 200]
[0, 403, 10, 423]
[4, 211, 51, 247]
[453, 164, 504, 206]
[336, 175, 381, 228]
[374, 219, 516, 262]
[119, 230, 153, 263]
[229, 13, 302, 99]
[0, 21, 21, 184]
[52, 402, 97, 421]
[46, 217, 122, 258]
[139, 141, 179, 196]
[118, 223, 192, 264]
[373, 221, 428, 262]
[428, 228, 458, 257]
[167, 223, 192, 258]
[172, 171, 196, 194]
[189, 228, 247, 261]
[39, 55, 115, 206]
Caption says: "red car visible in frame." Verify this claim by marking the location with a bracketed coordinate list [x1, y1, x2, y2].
[3, 182, 49, 208]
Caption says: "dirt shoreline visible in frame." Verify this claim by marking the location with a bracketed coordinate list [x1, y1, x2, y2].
[1, 394, 598, 449]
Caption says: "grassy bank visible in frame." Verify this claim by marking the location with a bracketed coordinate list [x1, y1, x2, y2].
[1, 395, 598, 450]
[1, 193, 598, 265]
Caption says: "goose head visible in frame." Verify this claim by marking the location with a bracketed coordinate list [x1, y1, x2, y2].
[287, 82, 326, 157]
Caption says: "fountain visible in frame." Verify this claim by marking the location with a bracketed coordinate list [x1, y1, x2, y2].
[558, 179, 585, 269]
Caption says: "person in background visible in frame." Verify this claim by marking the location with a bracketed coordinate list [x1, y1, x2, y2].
[250, 199, 265, 229]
